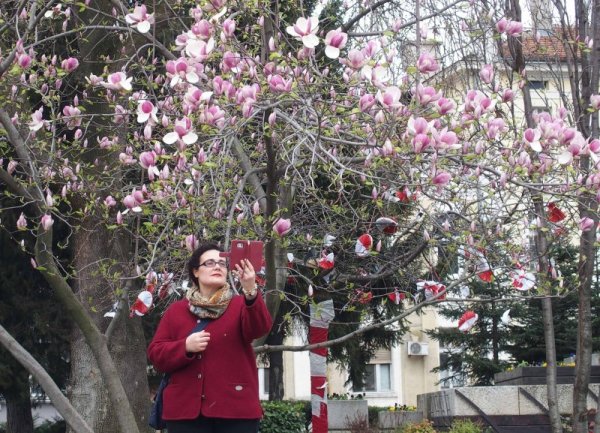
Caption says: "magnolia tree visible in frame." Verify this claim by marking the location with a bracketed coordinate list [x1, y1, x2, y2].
[0, 0, 599, 432]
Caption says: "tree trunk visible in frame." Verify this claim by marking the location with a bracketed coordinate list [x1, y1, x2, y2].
[573, 156, 597, 433]
[267, 310, 286, 400]
[68, 318, 150, 433]
[541, 297, 563, 433]
[580, 1, 600, 431]
[66, 220, 151, 433]
[4, 373, 34, 433]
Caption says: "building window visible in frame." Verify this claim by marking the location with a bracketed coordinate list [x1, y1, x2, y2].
[259, 367, 269, 398]
[529, 80, 547, 90]
[353, 364, 392, 392]
[438, 349, 466, 389]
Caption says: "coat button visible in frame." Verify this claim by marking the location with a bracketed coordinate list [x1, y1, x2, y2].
[197, 373, 202, 379]
[197, 354, 202, 360]
[235, 385, 243, 391]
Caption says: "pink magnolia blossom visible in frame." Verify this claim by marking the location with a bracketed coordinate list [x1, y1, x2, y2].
[496, 18, 522, 36]
[101, 72, 133, 92]
[523, 128, 542, 152]
[139, 151, 157, 169]
[17, 213, 27, 230]
[591, 94, 600, 110]
[362, 65, 389, 88]
[41, 214, 54, 231]
[412, 134, 430, 153]
[501, 88, 515, 102]
[62, 105, 82, 129]
[324, 28, 347, 59]
[45, 190, 54, 207]
[286, 17, 319, 49]
[185, 234, 199, 252]
[464, 90, 496, 118]
[200, 105, 226, 128]
[580, 217, 595, 232]
[166, 58, 200, 87]
[345, 49, 367, 70]
[433, 128, 459, 149]
[163, 117, 198, 145]
[371, 186, 378, 200]
[376, 85, 402, 109]
[479, 64, 494, 84]
[212, 77, 236, 98]
[486, 118, 506, 139]
[137, 100, 158, 124]
[61, 57, 79, 72]
[185, 38, 215, 61]
[123, 195, 137, 209]
[17, 54, 32, 69]
[104, 196, 117, 207]
[267, 74, 292, 92]
[197, 148, 207, 164]
[415, 84, 442, 105]
[222, 19, 236, 38]
[407, 116, 430, 136]
[125, 4, 155, 34]
[381, 139, 394, 156]
[236, 84, 260, 105]
[506, 21, 523, 36]
[359, 94, 376, 112]
[44, 4, 63, 18]
[273, 218, 292, 236]
[184, 86, 213, 113]
[496, 18, 508, 33]
[7, 161, 18, 174]
[221, 51, 241, 73]
[191, 20, 214, 40]
[29, 107, 46, 132]
[435, 97, 456, 115]
[416, 52, 439, 74]
[432, 171, 451, 187]
[85, 73, 103, 86]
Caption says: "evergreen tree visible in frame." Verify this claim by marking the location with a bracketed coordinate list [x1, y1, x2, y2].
[428, 243, 592, 386]
[427, 276, 512, 386]
[0, 209, 70, 433]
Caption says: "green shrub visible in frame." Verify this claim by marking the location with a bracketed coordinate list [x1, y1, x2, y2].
[34, 419, 66, 433]
[368, 405, 388, 425]
[448, 419, 484, 433]
[260, 400, 308, 433]
[396, 419, 437, 433]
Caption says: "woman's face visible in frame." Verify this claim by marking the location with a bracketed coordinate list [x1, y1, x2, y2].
[193, 249, 228, 291]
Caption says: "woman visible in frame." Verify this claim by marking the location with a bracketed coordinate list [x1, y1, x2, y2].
[148, 242, 272, 433]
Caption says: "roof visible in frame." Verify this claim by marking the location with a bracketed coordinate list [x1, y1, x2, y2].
[501, 27, 577, 63]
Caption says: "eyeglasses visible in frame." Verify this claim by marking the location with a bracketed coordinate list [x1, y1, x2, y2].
[198, 259, 228, 269]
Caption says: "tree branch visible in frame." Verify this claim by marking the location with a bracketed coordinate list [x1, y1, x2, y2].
[0, 324, 94, 433]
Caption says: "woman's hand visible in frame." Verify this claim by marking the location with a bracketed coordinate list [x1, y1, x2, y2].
[234, 259, 257, 299]
[185, 330, 210, 353]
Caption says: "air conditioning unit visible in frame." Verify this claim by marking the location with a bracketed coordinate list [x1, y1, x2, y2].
[407, 341, 429, 356]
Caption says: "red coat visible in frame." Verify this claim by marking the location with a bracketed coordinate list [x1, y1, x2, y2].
[147, 293, 272, 420]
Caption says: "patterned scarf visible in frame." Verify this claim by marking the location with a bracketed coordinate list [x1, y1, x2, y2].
[186, 283, 234, 319]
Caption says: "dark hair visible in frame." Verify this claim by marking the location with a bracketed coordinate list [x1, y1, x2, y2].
[187, 242, 223, 288]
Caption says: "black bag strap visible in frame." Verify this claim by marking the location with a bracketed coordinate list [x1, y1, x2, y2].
[161, 318, 211, 380]
[190, 318, 211, 335]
